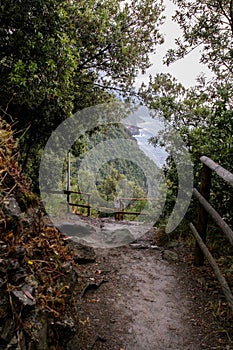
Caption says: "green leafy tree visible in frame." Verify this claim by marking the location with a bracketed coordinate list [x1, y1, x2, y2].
[0, 0, 164, 188]
[140, 77, 233, 228]
[165, 0, 233, 81]
[157, 1, 233, 263]
[139, 1, 233, 231]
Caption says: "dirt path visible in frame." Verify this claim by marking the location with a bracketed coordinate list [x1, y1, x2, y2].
[92, 249, 197, 350]
[75, 229, 215, 350]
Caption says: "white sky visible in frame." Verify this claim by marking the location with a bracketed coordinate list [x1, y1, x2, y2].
[135, 0, 213, 89]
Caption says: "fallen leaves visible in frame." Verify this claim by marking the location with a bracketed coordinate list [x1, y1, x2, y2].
[0, 117, 83, 347]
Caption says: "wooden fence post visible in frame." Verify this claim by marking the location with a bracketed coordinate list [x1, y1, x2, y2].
[120, 200, 124, 220]
[194, 164, 212, 266]
[87, 194, 91, 217]
[66, 151, 71, 213]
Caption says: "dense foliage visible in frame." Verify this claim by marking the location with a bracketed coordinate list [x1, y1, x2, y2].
[0, 116, 37, 212]
[69, 124, 150, 219]
[0, 0, 164, 187]
[140, 0, 233, 230]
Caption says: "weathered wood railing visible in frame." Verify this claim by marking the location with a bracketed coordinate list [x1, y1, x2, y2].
[64, 190, 91, 216]
[68, 193, 148, 219]
[115, 197, 148, 220]
[190, 156, 233, 312]
[46, 190, 149, 218]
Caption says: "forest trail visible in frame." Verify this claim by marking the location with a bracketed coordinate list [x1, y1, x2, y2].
[74, 228, 224, 350]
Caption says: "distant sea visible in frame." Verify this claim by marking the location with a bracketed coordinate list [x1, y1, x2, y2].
[122, 106, 168, 168]
[133, 129, 167, 168]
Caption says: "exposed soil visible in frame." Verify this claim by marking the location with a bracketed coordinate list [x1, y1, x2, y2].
[73, 227, 233, 350]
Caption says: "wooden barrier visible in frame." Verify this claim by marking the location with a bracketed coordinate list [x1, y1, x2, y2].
[66, 191, 91, 216]
[46, 189, 149, 219]
[200, 156, 233, 186]
[67, 193, 148, 219]
[115, 198, 147, 220]
[190, 156, 233, 312]
[190, 223, 233, 313]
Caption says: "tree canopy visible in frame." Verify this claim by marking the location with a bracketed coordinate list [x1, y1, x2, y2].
[165, 0, 233, 81]
[0, 0, 164, 185]
[139, 0, 233, 228]
[141, 0, 233, 164]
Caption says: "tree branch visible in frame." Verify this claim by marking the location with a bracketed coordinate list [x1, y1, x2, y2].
[94, 83, 127, 93]
[217, 0, 231, 23]
[1, 94, 17, 120]
[230, 0, 233, 35]
[77, 20, 137, 71]
[78, 43, 113, 71]
[83, 82, 140, 99]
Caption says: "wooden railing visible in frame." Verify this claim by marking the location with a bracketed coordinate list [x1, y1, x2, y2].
[190, 156, 233, 312]
[46, 190, 148, 218]
[44, 190, 91, 216]
[114, 197, 147, 220]
[64, 190, 91, 216]
[67, 193, 148, 220]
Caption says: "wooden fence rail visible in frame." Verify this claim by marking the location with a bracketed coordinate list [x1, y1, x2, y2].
[44, 190, 91, 216]
[200, 156, 233, 186]
[52, 190, 150, 219]
[66, 190, 148, 220]
[190, 156, 233, 312]
[65, 190, 91, 217]
[190, 223, 233, 313]
[45, 190, 150, 218]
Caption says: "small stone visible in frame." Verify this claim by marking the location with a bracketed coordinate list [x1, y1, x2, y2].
[130, 243, 149, 249]
[22, 283, 34, 296]
[3, 194, 21, 218]
[162, 250, 179, 262]
[71, 243, 96, 264]
[56, 221, 96, 237]
[150, 245, 159, 250]
[167, 241, 185, 249]
[105, 228, 134, 245]
[12, 289, 36, 307]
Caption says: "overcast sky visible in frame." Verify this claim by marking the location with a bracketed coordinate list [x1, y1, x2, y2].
[135, 0, 213, 89]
